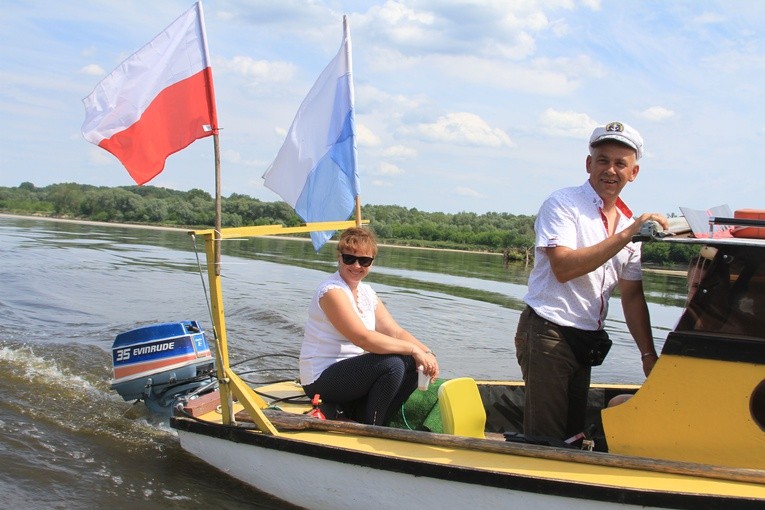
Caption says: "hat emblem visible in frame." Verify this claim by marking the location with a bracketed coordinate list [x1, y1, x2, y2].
[605, 122, 624, 133]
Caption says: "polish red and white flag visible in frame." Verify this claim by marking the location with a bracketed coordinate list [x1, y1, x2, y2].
[81, 1, 218, 185]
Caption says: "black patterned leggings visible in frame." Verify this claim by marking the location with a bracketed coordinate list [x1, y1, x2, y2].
[302, 353, 418, 425]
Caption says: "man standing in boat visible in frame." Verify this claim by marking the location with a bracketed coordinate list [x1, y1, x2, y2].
[514, 121, 667, 441]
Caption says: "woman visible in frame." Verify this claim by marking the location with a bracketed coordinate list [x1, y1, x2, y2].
[299, 227, 440, 425]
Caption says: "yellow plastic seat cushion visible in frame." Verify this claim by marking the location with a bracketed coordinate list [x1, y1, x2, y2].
[438, 377, 486, 439]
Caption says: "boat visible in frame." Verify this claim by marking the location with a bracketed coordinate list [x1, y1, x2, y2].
[146, 215, 763, 509]
[94, 6, 764, 508]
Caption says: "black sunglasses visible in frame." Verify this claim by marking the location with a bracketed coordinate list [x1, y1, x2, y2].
[341, 253, 375, 267]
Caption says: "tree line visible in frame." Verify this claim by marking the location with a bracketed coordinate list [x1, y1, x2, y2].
[0, 182, 696, 265]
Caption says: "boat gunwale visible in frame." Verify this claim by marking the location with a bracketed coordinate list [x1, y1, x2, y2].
[172, 406, 765, 485]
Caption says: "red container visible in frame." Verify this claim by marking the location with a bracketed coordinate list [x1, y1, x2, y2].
[732, 209, 765, 239]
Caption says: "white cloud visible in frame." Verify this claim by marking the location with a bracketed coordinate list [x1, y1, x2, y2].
[371, 178, 394, 187]
[404, 112, 513, 148]
[220, 149, 264, 171]
[372, 1, 436, 44]
[357, 123, 382, 147]
[80, 64, 104, 76]
[548, 18, 570, 37]
[639, 106, 675, 122]
[580, 0, 602, 11]
[382, 144, 417, 158]
[221, 149, 262, 168]
[222, 149, 242, 165]
[87, 147, 113, 166]
[538, 109, 598, 138]
[356, 0, 574, 60]
[454, 186, 483, 198]
[356, 83, 424, 113]
[356, 1, 436, 51]
[215, 56, 296, 85]
[434, 54, 603, 95]
[376, 162, 404, 176]
[703, 50, 765, 73]
[693, 12, 726, 24]
[485, 31, 537, 60]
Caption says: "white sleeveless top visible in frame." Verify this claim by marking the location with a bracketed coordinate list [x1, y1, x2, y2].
[299, 271, 378, 385]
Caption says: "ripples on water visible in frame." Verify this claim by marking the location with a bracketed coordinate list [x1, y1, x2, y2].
[0, 216, 688, 508]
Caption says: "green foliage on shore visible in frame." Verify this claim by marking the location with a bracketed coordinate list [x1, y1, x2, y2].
[0, 182, 695, 265]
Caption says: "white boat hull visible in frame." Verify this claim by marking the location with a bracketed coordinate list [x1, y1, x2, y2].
[177, 428, 663, 510]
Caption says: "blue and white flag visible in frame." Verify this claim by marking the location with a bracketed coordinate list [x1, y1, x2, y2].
[263, 16, 359, 251]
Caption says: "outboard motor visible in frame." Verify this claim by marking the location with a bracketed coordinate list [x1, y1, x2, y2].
[110, 320, 217, 414]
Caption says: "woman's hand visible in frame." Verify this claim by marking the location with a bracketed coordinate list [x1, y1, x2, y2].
[413, 348, 439, 379]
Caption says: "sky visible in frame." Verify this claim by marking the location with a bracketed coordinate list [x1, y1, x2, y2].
[2, 1, 765, 216]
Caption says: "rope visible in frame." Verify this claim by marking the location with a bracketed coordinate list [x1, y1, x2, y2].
[230, 353, 299, 368]
[191, 233, 217, 343]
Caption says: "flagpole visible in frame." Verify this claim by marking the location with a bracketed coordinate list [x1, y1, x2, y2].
[345, 15, 360, 230]
[195, 0, 222, 275]
[214, 133, 222, 274]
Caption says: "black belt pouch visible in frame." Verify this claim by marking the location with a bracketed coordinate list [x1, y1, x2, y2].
[559, 326, 612, 366]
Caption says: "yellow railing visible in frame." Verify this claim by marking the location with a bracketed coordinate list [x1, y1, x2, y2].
[193, 219, 367, 434]
[193, 220, 369, 240]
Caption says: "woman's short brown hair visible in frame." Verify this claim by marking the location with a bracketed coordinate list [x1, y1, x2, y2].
[337, 227, 378, 257]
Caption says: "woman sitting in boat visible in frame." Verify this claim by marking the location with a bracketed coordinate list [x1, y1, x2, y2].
[299, 227, 439, 425]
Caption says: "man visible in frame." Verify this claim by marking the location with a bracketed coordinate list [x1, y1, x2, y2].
[514, 121, 668, 440]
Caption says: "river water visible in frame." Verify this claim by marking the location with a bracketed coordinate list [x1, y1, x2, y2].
[0, 215, 689, 508]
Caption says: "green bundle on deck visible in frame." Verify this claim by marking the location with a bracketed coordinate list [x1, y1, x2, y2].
[386, 378, 444, 433]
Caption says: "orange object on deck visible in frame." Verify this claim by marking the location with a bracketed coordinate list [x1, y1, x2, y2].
[732, 209, 765, 239]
